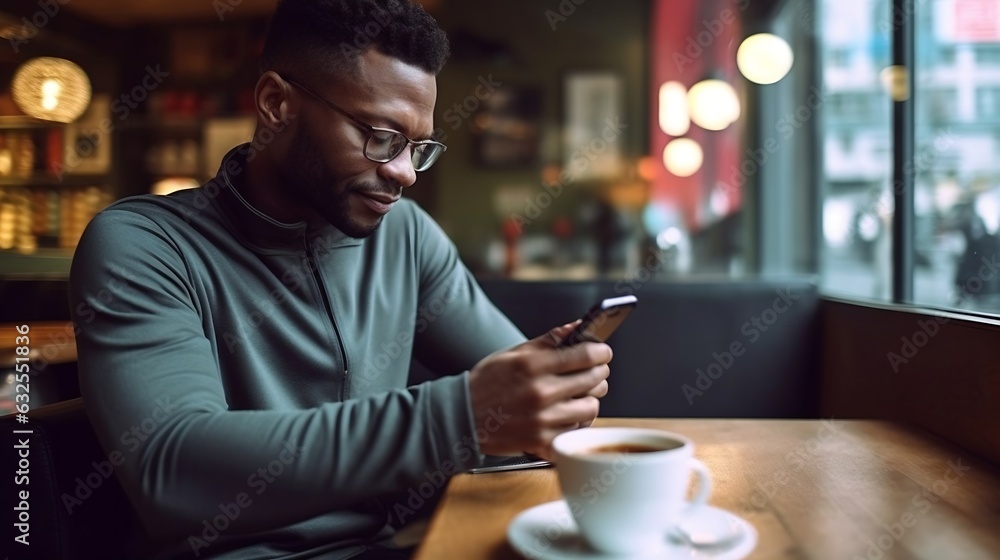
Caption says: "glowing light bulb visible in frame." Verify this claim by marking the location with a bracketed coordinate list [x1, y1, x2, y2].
[737, 33, 794, 85]
[658, 81, 690, 136]
[662, 138, 703, 177]
[687, 79, 740, 131]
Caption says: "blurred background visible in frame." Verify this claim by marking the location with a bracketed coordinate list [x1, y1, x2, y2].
[0, 0, 998, 315]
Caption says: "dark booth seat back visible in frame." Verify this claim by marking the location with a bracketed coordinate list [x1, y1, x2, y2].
[593, 279, 820, 418]
[412, 278, 821, 419]
[3, 278, 820, 560]
[1, 399, 146, 560]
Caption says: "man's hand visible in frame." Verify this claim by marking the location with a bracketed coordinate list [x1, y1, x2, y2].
[468, 322, 612, 460]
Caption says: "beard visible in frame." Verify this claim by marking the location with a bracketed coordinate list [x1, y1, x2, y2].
[280, 119, 391, 239]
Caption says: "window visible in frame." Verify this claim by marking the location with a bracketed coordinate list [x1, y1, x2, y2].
[821, 0, 1000, 314]
[976, 87, 1000, 119]
[913, 5, 1000, 313]
[974, 45, 1000, 66]
[939, 46, 957, 65]
[921, 88, 958, 122]
[830, 48, 851, 67]
[839, 131, 855, 153]
[820, 0, 892, 301]
[829, 92, 875, 120]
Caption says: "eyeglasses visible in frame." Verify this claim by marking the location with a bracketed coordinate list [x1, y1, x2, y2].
[282, 75, 447, 172]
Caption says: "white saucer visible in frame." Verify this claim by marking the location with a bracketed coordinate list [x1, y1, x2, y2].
[507, 499, 757, 560]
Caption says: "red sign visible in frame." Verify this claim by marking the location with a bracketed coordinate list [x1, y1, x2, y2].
[953, 0, 999, 42]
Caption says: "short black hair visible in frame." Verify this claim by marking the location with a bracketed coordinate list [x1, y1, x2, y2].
[260, 0, 450, 81]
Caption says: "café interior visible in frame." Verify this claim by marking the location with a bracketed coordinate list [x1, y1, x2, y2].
[1, 0, 999, 559]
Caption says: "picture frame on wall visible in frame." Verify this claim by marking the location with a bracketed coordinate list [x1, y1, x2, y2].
[473, 85, 543, 168]
[62, 94, 112, 175]
[563, 72, 624, 182]
[203, 117, 256, 178]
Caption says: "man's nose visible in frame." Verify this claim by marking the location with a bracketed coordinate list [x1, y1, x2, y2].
[377, 146, 417, 188]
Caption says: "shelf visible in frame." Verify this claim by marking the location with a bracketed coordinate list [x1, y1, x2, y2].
[0, 117, 64, 130]
[0, 250, 73, 277]
[145, 167, 204, 177]
[0, 247, 73, 257]
[120, 117, 205, 130]
[0, 175, 110, 188]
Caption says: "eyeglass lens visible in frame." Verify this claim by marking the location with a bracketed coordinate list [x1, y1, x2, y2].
[366, 130, 443, 171]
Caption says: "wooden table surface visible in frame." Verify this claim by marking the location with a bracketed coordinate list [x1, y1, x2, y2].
[414, 418, 1000, 559]
[0, 322, 77, 368]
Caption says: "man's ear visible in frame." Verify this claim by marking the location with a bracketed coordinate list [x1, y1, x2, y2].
[255, 71, 295, 128]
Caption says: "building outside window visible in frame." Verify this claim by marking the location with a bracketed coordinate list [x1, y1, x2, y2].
[975, 87, 1000, 118]
[820, 0, 1000, 314]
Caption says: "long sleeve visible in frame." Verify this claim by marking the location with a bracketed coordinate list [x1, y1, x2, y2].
[408, 203, 527, 375]
[69, 209, 482, 542]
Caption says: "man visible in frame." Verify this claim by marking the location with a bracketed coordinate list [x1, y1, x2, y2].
[69, 1, 612, 559]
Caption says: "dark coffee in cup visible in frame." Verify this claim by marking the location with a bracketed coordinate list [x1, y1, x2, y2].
[580, 441, 681, 455]
[554, 427, 713, 554]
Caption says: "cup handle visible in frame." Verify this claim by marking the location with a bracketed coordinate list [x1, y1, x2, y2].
[683, 458, 712, 514]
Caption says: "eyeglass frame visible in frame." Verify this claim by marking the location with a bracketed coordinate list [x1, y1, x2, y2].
[279, 74, 447, 172]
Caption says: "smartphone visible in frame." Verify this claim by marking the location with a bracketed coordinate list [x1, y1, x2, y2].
[557, 295, 638, 348]
[467, 296, 638, 475]
[468, 454, 553, 474]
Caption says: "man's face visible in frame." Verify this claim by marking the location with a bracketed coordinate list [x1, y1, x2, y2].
[279, 50, 437, 238]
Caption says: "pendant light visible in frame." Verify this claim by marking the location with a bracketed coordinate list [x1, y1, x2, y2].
[11, 57, 92, 123]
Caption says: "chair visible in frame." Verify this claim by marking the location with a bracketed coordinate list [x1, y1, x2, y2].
[1, 398, 147, 559]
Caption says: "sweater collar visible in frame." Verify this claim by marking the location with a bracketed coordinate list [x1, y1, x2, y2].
[212, 144, 363, 252]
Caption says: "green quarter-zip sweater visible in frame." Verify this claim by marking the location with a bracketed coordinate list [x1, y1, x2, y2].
[68, 145, 526, 559]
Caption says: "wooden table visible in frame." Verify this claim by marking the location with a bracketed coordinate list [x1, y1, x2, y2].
[414, 418, 1000, 559]
[0, 321, 77, 368]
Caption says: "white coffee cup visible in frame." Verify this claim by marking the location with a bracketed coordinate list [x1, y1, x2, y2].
[552, 427, 712, 555]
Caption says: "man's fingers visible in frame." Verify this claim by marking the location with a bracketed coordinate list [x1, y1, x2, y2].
[536, 394, 600, 430]
[582, 379, 609, 399]
[535, 320, 583, 348]
[529, 420, 593, 460]
[503, 342, 611, 380]
[471, 326, 612, 459]
[541, 365, 609, 403]
[530, 404, 599, 458]
[547, 342, 613, 375]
